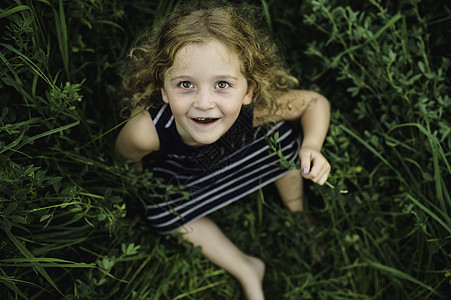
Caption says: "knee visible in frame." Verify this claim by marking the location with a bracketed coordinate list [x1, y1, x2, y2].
[172, 217, 212, 243]
[275, 169, 303, 189]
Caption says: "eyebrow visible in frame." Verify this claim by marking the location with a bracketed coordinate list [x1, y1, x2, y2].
[169, 75, 239, 82]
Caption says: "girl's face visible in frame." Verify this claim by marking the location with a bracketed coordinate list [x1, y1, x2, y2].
[161, 39, 254, 146]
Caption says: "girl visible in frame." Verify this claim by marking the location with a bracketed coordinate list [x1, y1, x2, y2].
[115, 3, 331, 299]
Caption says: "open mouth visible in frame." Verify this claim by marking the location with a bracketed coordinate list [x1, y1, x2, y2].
[192, 117, 219, 124]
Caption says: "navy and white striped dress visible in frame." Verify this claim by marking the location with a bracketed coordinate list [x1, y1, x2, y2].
[143, 104, 300, 234]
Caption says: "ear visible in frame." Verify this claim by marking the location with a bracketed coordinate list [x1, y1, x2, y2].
[243, 83, 255, 106]
[161, 87, 169, 104]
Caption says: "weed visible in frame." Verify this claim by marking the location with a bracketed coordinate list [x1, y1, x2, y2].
[0, 0, 449, 299]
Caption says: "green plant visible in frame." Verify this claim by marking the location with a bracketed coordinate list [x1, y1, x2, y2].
[1, 0, 449, 299]
[0, 0, 177, 298]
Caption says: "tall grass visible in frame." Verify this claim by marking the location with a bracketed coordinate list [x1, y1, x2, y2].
[1, 0, 449, 299]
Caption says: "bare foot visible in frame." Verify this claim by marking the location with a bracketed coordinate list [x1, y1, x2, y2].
[295, 213, 326, 262]
[249, 256, 265, 283]
[240, 256, 266, 300]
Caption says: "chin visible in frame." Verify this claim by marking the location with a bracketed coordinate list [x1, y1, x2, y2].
[195, 137, 221, 145]
[190, 134, 223, 146]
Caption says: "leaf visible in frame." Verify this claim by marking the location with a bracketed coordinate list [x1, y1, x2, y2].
[53, 179, 62, 193]
[40, 214, 52, 222]
[330, 13, 402, 67]
[104, 188, 112, 199]
[122, 243, 140, 256]
[4, 202, 18, 216]
[46, 176, 63, 187]
[70, 205, 82, 213]
[2, 218, 12, 233]
[97, 213, 106, 221]
[418, 60, 425, 73]
[99, 257, 115, 271]
[9, 215, 27, 224]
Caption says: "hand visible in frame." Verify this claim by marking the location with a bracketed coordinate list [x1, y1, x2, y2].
[299, 146, 331, 185]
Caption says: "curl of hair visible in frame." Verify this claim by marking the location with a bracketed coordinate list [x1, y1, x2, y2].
[119, 1, 298, 120]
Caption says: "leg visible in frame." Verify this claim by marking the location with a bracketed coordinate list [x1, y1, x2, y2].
[175, 216, 265, 300]
[274, 169, 305, 212]
[275, 169, 325, 261]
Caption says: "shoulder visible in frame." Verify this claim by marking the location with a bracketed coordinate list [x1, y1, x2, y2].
[253, 89, 328, 125]
[115, 106, 160, 162]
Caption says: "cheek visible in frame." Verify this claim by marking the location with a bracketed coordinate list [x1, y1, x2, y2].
[167, 98, 190, 117]
[168, 102, 183, 115]
[222, 102, 243, 120]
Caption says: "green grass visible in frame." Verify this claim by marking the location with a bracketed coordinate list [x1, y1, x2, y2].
[1, 0, 449, 299]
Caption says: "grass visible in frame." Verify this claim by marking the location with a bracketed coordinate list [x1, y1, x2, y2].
[1, 0, 449, 299]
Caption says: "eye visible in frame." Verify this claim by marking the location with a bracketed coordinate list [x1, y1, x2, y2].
[178, 81, 193, 89]
[215, 81, 230, 89]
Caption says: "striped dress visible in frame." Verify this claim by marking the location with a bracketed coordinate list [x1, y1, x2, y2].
[143, 104, 300, 234]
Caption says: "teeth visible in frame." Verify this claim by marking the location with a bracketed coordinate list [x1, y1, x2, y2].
[193, 117, 217, 123]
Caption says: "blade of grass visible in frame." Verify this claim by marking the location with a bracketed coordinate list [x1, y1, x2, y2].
[405, 193, 451, 235]
[0, 52, 34, 115]
[0, 5, 30, 18]
[2, 120, 80, 156]
[79, 110, 141, 149]
[119, 254, 152, 299]
[92, 20, 126, 32]
[388, 122, 451, 212]
[172, 279, 229, 300]
[364, 259, 440, 296]
[31, 237, 90, 256]
[387, 122, 451, 174]
[54, 0, 69, 80]
[0, 275, 38, 298]
[0, 43, 54, 88]
[0, 258, 95, 268]
[339, 124, 403, 182]
[261, 0, 272, 30]
[5, 231, 65, 297]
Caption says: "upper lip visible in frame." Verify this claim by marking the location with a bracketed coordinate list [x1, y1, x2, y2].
[190, 116, 220, 120]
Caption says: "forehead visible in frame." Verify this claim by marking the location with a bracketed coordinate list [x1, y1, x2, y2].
[170, 39, 242, 73]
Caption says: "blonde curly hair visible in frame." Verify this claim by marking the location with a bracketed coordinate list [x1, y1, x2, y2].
[119, 2, 298, 121]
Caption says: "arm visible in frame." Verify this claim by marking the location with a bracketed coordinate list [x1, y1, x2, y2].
[254, 89, 331, 185]
[297, 91, 331, 185]
[115, 107, 160, 163]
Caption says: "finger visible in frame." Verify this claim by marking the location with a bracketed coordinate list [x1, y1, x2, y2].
[309, 159, 330, 184]
[299, 151, 312, 175]
[317, 164, 331, 185]
[308, 155, 325, 178]
[317, 170, 330, 185]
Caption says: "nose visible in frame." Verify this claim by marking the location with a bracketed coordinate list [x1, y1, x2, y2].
[193, 89, 215, 110]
